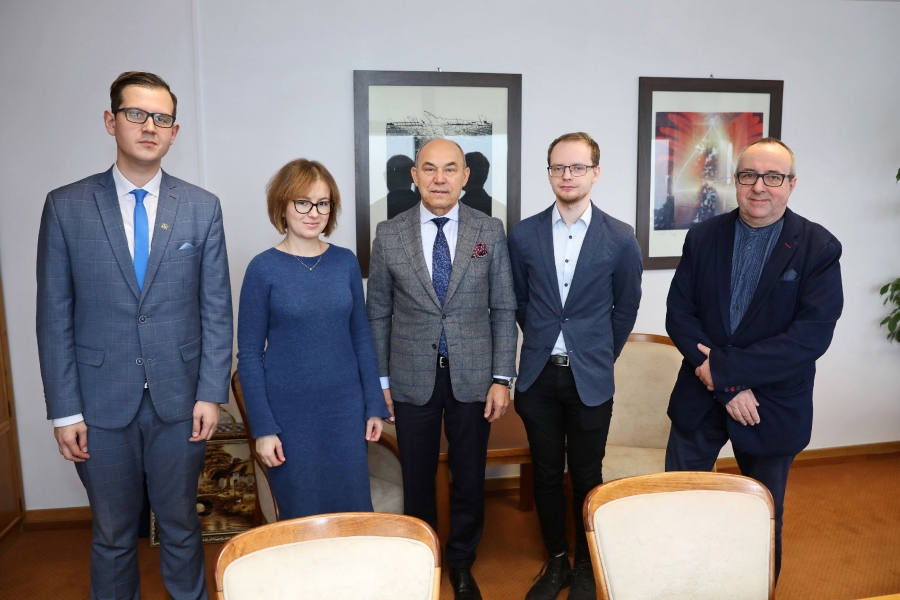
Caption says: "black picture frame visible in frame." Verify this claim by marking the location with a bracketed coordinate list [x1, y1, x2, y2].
[353, 70, 522, 277]
[636, 77, 784, 270]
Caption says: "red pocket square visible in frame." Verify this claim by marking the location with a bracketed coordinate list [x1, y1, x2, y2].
[472, 242, 488, 258]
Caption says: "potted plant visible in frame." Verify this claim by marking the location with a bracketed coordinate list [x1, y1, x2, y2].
[878, 168, 900, 342]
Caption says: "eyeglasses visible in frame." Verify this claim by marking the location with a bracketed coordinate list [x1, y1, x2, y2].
[547, 164, 596, 177]
[293, 200, 333, 215]
[115, 107, 176, 128]
[735, 171, 794, 187]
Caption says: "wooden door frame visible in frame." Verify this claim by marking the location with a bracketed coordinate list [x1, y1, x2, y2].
[0, 265, 25, 540]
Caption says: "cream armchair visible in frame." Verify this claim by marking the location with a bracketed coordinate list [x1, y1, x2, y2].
[603, 333, 683, 482]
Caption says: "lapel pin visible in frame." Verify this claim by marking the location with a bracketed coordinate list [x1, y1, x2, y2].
[161, 223, 169, 230]
[784, 242, 792, 249]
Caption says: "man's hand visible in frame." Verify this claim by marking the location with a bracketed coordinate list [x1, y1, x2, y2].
[725, 389, 760, 426]
[54, 422, 90, 462]
[695, 343, 714, 391]
[484, 384, 510, 423]
[256, 434, 285, 467]
[190, 401, 220, 442]
[365, 416, 384, 442]
[382, 388, 395, 423]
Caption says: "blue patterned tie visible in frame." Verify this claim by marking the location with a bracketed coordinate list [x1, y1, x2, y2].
[132, 189, 149, 290]
[431, 217, 451, 357]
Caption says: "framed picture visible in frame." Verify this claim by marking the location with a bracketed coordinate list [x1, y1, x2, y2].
[150, 434, 255, 546]
[636, 77, 783, 269]
[353, 70, 522, 276]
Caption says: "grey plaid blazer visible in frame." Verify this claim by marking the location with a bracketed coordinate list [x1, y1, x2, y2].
[36, 167, 233, 428]
[366, 203, 517, 406]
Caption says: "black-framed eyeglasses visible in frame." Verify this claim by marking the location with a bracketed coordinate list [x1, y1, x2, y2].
[547, 164, 596, 177]
[735, 171, 794, 187]
[293, 200, 334, 215]
[114, 107, 176, 128]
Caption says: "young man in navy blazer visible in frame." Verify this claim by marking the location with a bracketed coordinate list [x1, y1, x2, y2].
[665, 137, 843, 581]
[36, 72, 233, 599]
[508, 132, 642, 600]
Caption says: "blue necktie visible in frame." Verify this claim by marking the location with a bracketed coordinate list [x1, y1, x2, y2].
[132, 189, 149, 290]
[431, 217, 451, 358]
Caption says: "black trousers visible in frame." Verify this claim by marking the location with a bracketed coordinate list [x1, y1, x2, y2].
[514, 362, 614, 561]
[665, 400, 795, 582]
[393, 363, 491, 569]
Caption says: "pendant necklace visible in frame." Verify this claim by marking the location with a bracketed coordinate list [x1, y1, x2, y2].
[284, 242, 323, 272]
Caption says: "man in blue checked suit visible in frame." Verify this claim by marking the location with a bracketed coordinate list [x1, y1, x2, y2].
[36, 72, 233, 600]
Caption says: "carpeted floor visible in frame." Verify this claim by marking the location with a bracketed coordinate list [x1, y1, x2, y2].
[1, 454, 898, 599]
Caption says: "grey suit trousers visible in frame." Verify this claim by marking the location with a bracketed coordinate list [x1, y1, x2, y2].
[76, 390, 208, 600]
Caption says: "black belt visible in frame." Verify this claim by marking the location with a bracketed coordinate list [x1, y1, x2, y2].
[437, 355, 450, 368]
[548, 354, 570, 367]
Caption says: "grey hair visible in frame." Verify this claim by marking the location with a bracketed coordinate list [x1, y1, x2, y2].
[735, 137, 796, 177]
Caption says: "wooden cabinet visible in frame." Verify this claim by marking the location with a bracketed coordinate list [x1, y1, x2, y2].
[0, 266, 24, 540]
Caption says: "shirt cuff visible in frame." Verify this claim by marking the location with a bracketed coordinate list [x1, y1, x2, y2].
[380, 377, 390, 390]
[53, 413, 85, 427]
[492, 375, 512, 381]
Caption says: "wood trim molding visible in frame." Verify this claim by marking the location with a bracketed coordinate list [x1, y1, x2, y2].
[716, 441, 900, 471]
[23, 507, 93, 531]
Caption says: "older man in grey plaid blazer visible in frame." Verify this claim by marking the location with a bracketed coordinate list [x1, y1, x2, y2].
[367, 139, 517, 600]
[36, 72, 232, 600]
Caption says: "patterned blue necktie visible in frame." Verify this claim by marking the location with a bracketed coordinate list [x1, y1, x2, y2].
[132, 189, 149, 290]
[431, 217, 451, 357]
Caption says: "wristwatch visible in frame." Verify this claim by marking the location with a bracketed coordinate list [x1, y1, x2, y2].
[492, 377, 513, 389]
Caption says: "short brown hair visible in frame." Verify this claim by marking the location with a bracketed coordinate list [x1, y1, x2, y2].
[736, 137, 796, 176]
[547, 132, 600, 166]
[110, 71, 178, 119]
[266, 159, 341, 237]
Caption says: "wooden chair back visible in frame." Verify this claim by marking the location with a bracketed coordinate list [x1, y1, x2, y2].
[584, 471, 775, 600]
[215, 512, 441, 600]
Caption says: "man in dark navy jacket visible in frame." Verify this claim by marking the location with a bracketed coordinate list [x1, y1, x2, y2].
[509, 132, 642, 600]
[665, 137, 843, 581]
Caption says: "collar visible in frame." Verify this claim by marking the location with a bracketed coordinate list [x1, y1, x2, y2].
[420, 201, 460, 225]
[552, 201, 592, 228]
[112, 163, 162, 199]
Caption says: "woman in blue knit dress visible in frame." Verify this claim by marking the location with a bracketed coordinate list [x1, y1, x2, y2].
[237, 159, 390, 519]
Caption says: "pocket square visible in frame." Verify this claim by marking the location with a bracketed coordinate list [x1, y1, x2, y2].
[780, 269, 798, 281]
[179, 242, 196, 250]
[471, 242, 488, 259]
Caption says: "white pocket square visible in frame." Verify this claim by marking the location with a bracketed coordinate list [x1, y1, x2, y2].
[179, 242, 195, 250]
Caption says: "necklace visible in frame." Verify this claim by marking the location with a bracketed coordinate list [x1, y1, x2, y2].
[282, 242, 325, 272]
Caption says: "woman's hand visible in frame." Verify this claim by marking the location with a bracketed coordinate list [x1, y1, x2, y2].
[365, 416, 383, 442]
[256, 434, 285, 468]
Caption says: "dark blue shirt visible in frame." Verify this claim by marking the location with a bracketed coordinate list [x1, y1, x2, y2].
[730, 217, 783, 333]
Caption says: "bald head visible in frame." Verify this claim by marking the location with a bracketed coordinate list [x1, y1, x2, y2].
[416, 138, 467, 169]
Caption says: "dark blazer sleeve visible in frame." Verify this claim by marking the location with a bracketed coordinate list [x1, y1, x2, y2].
[366, 221, 394, 377]
[710, 238, 843, 390]
[507, 224, 528, 330]
[610, 230, 643, 359]
[666, 228, 720, 368]
[196, 198, 234, 404]
[36, 193, 82, 419]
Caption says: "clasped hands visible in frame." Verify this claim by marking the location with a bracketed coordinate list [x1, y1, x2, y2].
[696, 343, 760, 427]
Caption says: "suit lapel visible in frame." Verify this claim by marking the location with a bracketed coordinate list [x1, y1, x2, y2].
[139, 172, 178, 303]
[444, 204, 482, 306]
[399, 207, 442, 309]
[566, 204, 603, 302]
[95, 168, 141, 300]
[732, 209, 799, 338]
[537, 206, 562, 312]
[716, 211, 738, 337]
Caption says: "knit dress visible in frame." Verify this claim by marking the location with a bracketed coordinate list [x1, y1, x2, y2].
[236, 245, 390, 519]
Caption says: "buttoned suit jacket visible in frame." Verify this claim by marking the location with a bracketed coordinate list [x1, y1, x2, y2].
[366, 202, 518, 406]
[37, 167, 234, 429]
[666, 208, 843, 456]
[508, 203, 643, 406]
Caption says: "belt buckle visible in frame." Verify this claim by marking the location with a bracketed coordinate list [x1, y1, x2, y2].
[551, 354, 569, 367]
[438, 356, 449, 368]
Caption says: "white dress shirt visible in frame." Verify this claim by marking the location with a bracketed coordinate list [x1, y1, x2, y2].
[380, 202, 508, 390]
[551, 202, 592, 356]
[52, 165, 163, 427]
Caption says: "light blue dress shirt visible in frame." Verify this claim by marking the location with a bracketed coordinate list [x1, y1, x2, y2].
[551, 203, 592, 356]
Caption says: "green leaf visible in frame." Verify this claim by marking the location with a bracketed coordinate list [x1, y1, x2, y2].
[881, 283, 891, 295]
[896, 167, 900, 182]
[889, 313, 900, 332]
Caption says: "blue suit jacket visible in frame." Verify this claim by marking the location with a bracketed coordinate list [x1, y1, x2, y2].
[666, 208, 843, 456]
[508, 203, 643, 406]
[36, 167, 233, 429]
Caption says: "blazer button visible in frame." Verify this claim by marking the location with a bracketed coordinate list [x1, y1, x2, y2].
[441, 314, 446, 320]
[432, 344, 437, 349]
[139, 316, 147, 323]
[136, 358, 144, 365]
